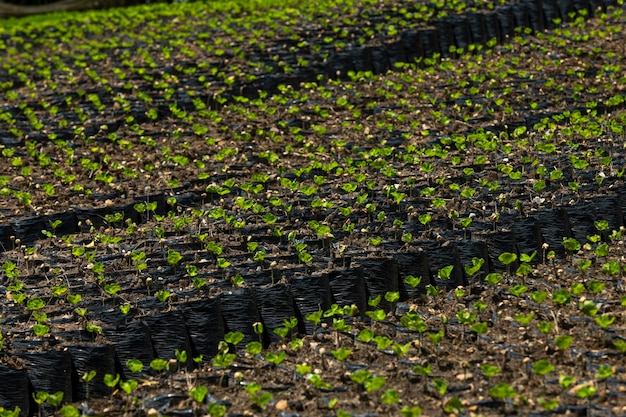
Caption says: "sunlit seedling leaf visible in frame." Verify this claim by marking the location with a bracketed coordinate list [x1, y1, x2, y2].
[381, 389, 399, 404]
[126, 359, 143, 373]
[224, 331, 244, 347]
[555, 335, 573, 350]
[571, 282, 585, 295]
[612, 340, 626, 353]
[265, 350, 286, 365]
[399, 405, 422, 417]
[538, 397, 559, 411]
[59, 405, 80, 417]
[437, 265, 454, 280]
[552, 289, 571, 305]
[246, 341, 263, 355]
[576, 385, 597, 399]
[296, 364, 312, 375]
[471, 322, 488, 335]
[413, 363, 432, 377]
[357, 329, 374, 343]
[103, 373, 120, 389]
[587, 280, 605, 294]
[595, 364, 614, 380]
[364, 375, 386, 392]
[189, 385, 208, 403]
[489, 383, 516, 399]
[427, 330, 444, 346]
[443, 397, 464, 414]
[594, 314, 615, 329]
[150, 358, 168, 372]
[366, 309, 386, 322]
[498, 252, 517, 266]
[562, 237, 581, 253]
[533, 360, 555, 376]
[432, 378, 447, 396]
[120, 379, 138, 395]
[480, 363, 501, 378]
[485, 273, 503, 285]
[404, 275, 422, 288]
[530, 291, 548, 303]
[559, 374, 576, 389]
[384, 291, 400, 303]
[509, 284, 528, 297]
[579, 300, 598, 316]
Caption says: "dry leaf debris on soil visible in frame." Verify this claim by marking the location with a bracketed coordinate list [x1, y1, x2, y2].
[0, 0, 626, 416]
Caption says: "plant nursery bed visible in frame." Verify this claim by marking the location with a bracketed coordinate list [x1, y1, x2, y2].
[1, 0, 626, 416]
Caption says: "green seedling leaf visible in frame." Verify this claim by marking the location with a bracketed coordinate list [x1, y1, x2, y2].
[596, 364, 614, 380]
[296, 364, 312, 375]
[562, 237, 581, 252]
[331, 347, 352, 361]
[538, 397, 559, 411]
[428, 330, 445, 345]
[533, 360, 555, 376]
[490, 383, 516, 399]
[246, 341, 263, 355]
[576, 385, 597, 399]
[103, 373, 120, 388]
[82, 370, 96, 383]
[150, 358, 168, 372]
[384, 291, 400, 303]
[552, 289, 571, 305]
[366, 309, 386, 322]
[413, 363, 432, 377]
[432, 378, 447, 396]
[189, 385, 208, 403]
[306, 310, 323, 326]
[381, 389, 399, 404]
[509, 284, 528, 297]
[579, 300, 598, 316]
[207, 403, 227, 417]
[27, 297, 45, 311]
[484, 273, 503, 285]
[555, 335, 573, 350]
[59, 405, 80, 417]
[471, 321, 489, 335]
[514, 312, 534, 326]
[571, 282, 585, 295]
[32, 391, 48, 405]
[559, 374, 576, 389]
[175, 349, 187, 364]
[588, 280, 605, 294]
[224, 331, 244, 346]
[368, 295, 381, 307]
[265, 350, 286, 365]
[46, 391, 64, 408]
[537, 321, 554, 335]
[364, 375, 386, 392]
[498, 252, 517, 265]
[594, 314, 616, 329]
[480, 363, 501, 378]
[126, 359, 143, 373]
[399, 405, 423, 417]
[443, 397, 464, 414]
[32, 324, 50, 337]
[350, 369, 371, 384]
[437, 265, 454, 280]
[119, 303, 131, 315]
[530, 291, 548, 303]
[404, 275, 422, 288]
[357, 328, 374, 343]
[120, 379, 138, 395]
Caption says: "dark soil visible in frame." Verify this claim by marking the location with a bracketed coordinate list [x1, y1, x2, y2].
[0, 0, 625, 416]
